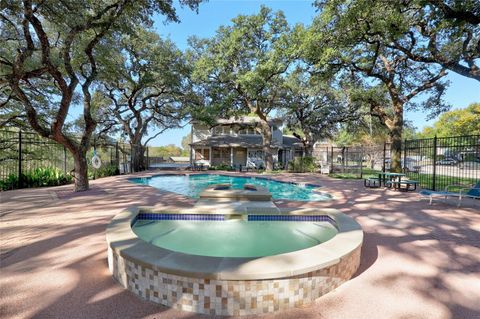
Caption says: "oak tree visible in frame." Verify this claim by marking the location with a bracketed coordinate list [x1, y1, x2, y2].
[308, 0, 450, 172]
[0, 0, 201, 191]
[101, 28, 187, 172]
[190, 7, 295, 171]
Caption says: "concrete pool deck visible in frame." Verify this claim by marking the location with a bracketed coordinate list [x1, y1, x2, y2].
[1, 171, 479, 319]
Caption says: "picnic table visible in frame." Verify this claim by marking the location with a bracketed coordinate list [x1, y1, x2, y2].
[378, 172, 406, 188]
[379, 172, 419, 191]
[365, 172, 419, 191]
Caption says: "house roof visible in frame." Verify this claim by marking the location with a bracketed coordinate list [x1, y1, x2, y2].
[191, 135, 303, 149]
[282, 135, 304, 148]
[191, 135, 269, 148]
[194, 116, 283, 126]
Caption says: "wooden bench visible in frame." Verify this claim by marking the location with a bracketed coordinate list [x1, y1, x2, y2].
[385, 180, 419, 191]
[364, 178, 381, 188]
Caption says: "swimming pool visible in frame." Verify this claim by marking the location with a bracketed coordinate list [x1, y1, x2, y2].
[132, 214, 338, 257]
[130, 174, 332, 201]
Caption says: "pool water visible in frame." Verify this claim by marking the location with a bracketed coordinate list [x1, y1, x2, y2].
[131, 174, 331, 201]
[132, 219, 338, 257]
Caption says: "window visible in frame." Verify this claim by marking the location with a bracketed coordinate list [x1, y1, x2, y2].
[212, 125, 232, 135]
[202, 149, 210, 160]
[212, 126, 221, 135]
[195, 148, 210, 160]
[248, 150, 264, 159]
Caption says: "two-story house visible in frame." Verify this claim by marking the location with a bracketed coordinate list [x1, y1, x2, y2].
[189, 116, 305, 168]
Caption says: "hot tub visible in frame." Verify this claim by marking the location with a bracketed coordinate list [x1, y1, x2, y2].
[106, 208, 363, 316]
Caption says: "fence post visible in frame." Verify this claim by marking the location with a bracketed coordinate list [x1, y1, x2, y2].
[63, 146, 67, 174]
[18, 130, 22, 188]
[146, 146, 149, 171]
[432, 135, 437, 191]
[330, 146, 333, 172]
[403, 138, 407, 174]
[343, 147, 347, 173]
[382, 142, 386, 172]
[115, 142, 119, 169]
[360, 146, 363, 179]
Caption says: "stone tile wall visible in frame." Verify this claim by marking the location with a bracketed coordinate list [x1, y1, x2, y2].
[108, 245, 361, 316]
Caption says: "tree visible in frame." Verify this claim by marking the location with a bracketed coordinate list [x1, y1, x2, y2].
[0, 0, 201, 191]
[149, 144, 185, 158]
[389, 0, 480, 81]
[190, 6, 294, 171]
[181, 132, 192, 153]
[101, 28, 187, 172]
[420, 102, 480, 137]
[279, 68, 358, 156]
[308, 0, 450, 172]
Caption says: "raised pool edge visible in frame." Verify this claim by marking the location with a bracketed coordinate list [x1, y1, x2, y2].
[106, 207, 363, 316]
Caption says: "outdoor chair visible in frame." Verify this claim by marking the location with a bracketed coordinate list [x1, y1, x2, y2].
[419, 181, 480, 207]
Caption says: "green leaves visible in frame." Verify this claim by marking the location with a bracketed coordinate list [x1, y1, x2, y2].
[189, 6, 294, 120]
[420, 103, 480, 137]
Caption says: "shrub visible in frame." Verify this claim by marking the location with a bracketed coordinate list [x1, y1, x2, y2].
[88, 164, 120, 179]
[287, 157, 317, 173]
[22, 167, 73, 187]
[1, 167, 73, 191]
[208, 164, 234, 171]
[0, 174, 19, 191]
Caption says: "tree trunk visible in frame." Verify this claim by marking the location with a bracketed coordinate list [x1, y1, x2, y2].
[73, 150, 89, 192]
[304, 145, 313, 157]
[389, 106, 404, 173]
[369, 156, 375, 169]
[131, 143, 146, 172]
[260, 121, 274, 171]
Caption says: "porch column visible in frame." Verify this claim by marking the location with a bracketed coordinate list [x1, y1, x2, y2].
[230, 147, 234, 166]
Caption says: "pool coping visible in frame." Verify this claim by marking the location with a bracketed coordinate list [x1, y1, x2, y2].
[106, 207, 363, 280]
[128, 172, 333, 201]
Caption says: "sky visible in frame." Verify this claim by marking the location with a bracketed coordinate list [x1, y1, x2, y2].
[144, 0, 480, 146]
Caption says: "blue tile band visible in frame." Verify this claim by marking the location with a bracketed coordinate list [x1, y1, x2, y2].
[135, 213, 335, 227]
[136, 213, 225, 221]
[247, 214, 335, 224]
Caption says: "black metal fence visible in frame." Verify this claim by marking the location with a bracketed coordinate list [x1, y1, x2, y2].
[313, 135, 480, 190]
[404, 135, 480, 190]
[313, 144, 391, 177]
[2, 129, 479, 191]
[0, 130, 148, 187]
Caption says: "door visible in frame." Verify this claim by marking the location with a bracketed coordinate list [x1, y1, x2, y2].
[233, 148, 247, 167]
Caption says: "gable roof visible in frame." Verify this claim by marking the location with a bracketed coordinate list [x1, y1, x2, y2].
[191, 134, 303, 149]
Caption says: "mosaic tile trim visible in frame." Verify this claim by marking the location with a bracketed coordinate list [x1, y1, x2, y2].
[136, 213, 225, 221]
[247, 214, 336, 225]
[109, 244, 361, 316]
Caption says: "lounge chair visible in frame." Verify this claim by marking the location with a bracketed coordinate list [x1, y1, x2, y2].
[419, 182, 480, 207]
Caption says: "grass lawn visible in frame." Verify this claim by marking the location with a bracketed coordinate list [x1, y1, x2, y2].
[328, 168, 381, 179]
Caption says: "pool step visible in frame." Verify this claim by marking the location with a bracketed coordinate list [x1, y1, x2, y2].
[191, 199, 280, 215]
